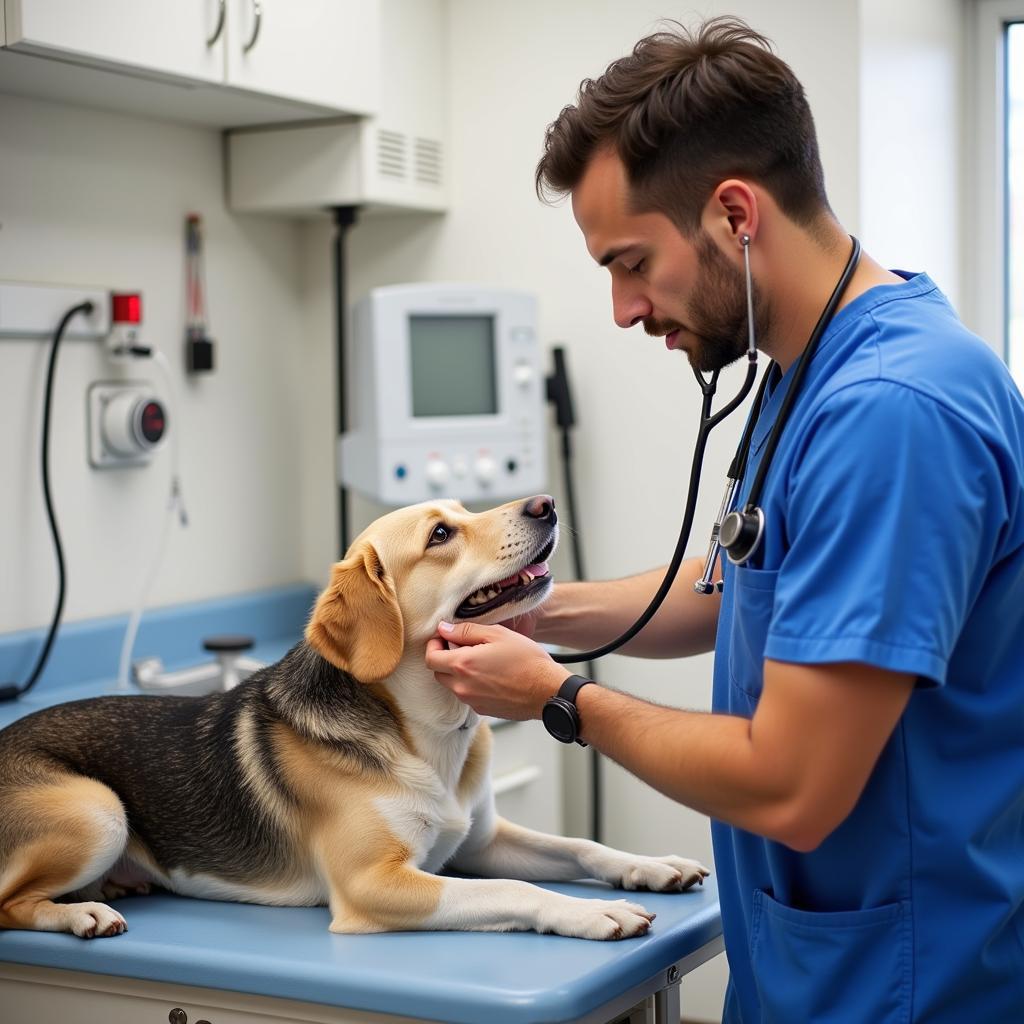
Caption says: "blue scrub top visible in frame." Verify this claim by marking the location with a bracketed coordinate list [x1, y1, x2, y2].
[711, 272, 1024, 1023]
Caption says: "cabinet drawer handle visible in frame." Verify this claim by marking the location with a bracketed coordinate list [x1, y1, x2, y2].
[243, 0, 263, 54]
[206, 0, 225, 47]
[493, 765, 542, 796]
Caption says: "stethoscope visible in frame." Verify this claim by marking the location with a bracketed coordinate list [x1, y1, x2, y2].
[552, 233, 862, 667]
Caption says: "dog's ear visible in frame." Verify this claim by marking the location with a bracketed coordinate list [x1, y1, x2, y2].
[305, 541, 404, 682]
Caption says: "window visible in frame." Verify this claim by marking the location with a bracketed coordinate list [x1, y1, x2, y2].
[1008, 22, 1023, 379]
[971, 1, 1024, 389]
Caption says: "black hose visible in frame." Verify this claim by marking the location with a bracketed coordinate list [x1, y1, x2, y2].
[553, 404, 603, 842]
[332, 205, 359, 558]
[0, 300, 95, 702]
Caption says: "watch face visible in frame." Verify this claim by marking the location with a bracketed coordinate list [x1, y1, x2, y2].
[542, 699, 576, 743]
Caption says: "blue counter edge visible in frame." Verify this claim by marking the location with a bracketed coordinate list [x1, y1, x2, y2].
[0, 583, 318, 701]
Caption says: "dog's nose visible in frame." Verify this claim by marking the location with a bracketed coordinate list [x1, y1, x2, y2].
[523, 495, 557, 525]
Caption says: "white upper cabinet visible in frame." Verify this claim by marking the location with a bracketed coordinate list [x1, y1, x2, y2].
[4, 0, 226, 84]
[225, 0, 378, 115]
[0, 0, 381, 123]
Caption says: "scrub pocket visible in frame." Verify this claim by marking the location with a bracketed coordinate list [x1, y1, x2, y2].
[749, 889, 912, 1023]
[728, 566, 779, 700]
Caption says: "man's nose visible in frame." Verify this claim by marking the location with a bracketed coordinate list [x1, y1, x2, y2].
[523, 494, 557, 525]
[611, 277, 652, 329]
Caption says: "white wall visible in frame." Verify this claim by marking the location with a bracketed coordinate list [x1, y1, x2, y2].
[0, 94, 308, 633]
[859, 0, 965, 308]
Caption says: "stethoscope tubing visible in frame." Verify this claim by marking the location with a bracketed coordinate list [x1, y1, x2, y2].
[551, 353, 759, 665]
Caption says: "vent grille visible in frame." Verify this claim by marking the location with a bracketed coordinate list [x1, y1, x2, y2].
[414, 137, 443, 186]
[377, 129, 407, 180]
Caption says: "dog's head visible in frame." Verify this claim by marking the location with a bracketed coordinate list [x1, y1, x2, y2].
[305, 495, 558, 682]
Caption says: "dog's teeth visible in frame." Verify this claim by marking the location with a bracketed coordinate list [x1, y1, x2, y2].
[466, 572, 544, 610]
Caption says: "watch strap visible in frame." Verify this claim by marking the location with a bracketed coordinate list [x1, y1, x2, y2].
[557, 674, 595, 704]
[555, 674, 595, 746]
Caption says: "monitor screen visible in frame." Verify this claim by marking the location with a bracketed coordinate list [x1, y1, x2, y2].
[409, 314, 498, 417]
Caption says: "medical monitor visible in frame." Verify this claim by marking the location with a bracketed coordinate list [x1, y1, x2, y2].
[339, 284, 547, 505]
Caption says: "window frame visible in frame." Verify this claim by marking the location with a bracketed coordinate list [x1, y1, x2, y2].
[969, 0, 1024, 378]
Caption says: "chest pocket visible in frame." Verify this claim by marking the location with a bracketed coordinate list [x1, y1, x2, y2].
[728, 566, 779, 701]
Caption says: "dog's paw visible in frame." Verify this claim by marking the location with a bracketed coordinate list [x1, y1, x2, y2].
[538, 895, 654, 940]
[617, 856, 711, 893]
[65, 902, 128, 939]
[101, 879, 151, 901]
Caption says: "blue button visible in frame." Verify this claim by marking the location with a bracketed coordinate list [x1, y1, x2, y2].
[395, 465, 407, 479]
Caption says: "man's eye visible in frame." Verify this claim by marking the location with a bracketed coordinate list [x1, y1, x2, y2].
[428, 524, 452, 547]
[629, 258, 646, 275]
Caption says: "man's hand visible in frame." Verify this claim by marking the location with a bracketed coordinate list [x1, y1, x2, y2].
[425, 620, 572, 720]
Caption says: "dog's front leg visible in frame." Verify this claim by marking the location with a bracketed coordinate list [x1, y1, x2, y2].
[327, 860, 654, 940]
[451, 815, 710, 892]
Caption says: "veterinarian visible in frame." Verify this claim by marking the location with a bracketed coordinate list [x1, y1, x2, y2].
[426, 17, 1024, 1023]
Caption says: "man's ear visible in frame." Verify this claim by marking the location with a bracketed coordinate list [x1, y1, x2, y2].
[305, 541, 404, 682]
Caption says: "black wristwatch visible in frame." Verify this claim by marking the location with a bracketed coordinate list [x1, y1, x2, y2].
[542, 674, 595, 746]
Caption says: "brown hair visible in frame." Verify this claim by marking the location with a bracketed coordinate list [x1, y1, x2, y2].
[535, 17, 832, 234]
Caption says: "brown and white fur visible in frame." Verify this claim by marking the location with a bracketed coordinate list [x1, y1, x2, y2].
[0, 495, 708, 941]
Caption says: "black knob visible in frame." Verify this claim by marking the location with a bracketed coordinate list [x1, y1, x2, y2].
[169, 1009, 187, 1024]
[202, 634, 255, 654]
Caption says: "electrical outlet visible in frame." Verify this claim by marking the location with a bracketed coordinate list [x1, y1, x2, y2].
[0, 281, 111, 338]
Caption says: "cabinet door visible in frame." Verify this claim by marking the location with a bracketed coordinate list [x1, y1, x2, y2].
[4, 0, 225, 83]
[226, 0, 378, 115]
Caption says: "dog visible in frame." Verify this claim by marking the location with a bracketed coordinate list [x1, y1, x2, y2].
[0, 495, 708, 941]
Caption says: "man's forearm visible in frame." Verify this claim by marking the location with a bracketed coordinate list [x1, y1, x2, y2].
[533, 557, 721, 659]
[573, 683, 796, 842]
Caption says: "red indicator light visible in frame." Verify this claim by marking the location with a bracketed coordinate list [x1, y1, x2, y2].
[111, 293, 142, 324]
[140, 400, 166, 444]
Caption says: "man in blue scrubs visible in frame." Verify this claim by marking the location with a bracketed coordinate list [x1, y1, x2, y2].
[426, 17, 1024, 1022]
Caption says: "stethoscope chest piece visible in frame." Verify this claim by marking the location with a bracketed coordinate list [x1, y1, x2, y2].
[719, 505, 765, 566]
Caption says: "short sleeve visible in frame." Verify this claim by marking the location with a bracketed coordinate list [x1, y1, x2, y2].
[764, 380, 1003, 686]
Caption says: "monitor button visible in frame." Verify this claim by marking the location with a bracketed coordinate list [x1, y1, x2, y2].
[475, 455, 498, 484]
[425, 459, 451, 488]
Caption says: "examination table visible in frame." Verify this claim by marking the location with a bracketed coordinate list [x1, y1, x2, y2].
[0, 587, 723, 1024]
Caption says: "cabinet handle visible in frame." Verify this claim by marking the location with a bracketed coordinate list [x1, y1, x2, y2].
[243, 0, 263, 54]
[206, 0, 225, 47]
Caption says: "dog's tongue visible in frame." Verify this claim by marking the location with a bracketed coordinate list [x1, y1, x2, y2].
[497, 562, 550, 588]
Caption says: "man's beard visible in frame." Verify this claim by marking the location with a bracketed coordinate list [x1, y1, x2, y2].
[645, 233, 772, 373]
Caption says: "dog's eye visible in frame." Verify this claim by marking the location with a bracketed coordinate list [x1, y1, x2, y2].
[428, 524, 453, 547]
